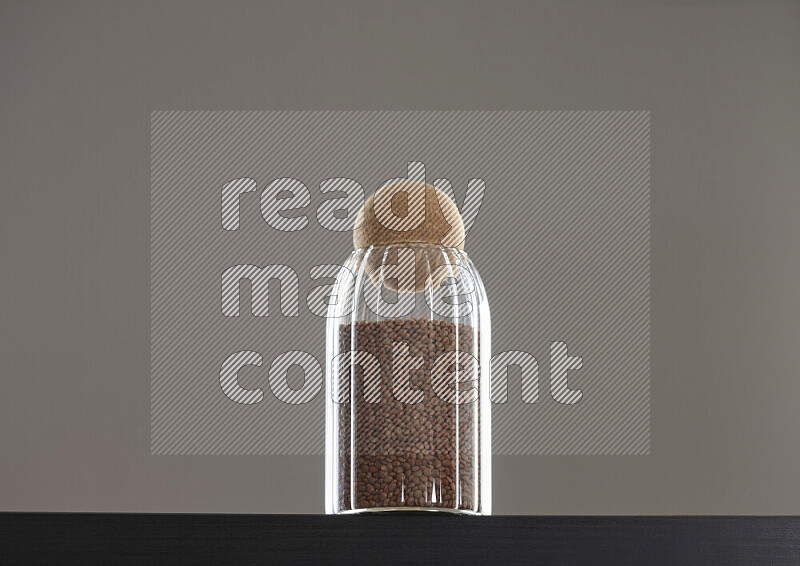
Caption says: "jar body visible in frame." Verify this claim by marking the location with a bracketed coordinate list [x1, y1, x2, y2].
[325, 243, 491, 515]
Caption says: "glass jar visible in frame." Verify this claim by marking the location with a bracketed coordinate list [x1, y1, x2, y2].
[325, 241, 491, 514]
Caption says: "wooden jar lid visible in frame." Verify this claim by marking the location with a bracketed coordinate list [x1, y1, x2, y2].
[353, 181, 465, 293]
[353, 180, 465, 250]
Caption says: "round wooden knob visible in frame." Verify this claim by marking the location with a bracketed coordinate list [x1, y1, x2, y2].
[353, 181, 465, 293]
[353, 180, 465, 250]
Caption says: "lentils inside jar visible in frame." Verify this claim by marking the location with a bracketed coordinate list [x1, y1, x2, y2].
[337, 318, 480, 512]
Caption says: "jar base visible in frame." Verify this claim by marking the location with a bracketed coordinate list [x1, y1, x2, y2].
[332, 506, 485, 516]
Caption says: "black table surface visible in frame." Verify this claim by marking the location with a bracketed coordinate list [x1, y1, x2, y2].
[2, 513, 799, 565]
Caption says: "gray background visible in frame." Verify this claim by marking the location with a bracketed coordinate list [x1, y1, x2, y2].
[1, 0, 798, 513]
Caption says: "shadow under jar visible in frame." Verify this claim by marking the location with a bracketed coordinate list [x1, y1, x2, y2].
[325, 242, 491, 515]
